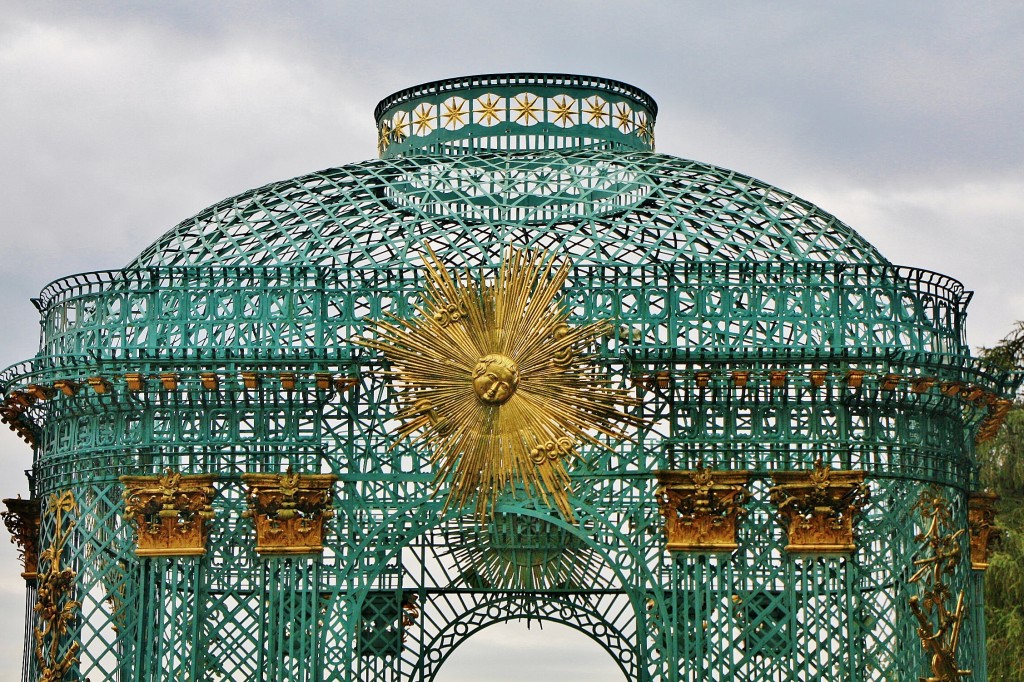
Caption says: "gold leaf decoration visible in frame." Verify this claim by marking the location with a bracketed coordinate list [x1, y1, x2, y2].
[34, 491, 80, 682]
[361, 247, 641, 521]
[908, 486, 971, 681]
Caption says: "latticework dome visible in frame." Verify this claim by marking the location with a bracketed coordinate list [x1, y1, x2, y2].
[131, 152, 886, 269]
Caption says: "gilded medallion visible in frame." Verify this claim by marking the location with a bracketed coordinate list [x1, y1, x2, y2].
[361, 247, 640, 521]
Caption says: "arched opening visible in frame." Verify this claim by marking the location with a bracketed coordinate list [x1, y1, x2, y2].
[435, 620, 627, 682]
[403, 504, 649, 682]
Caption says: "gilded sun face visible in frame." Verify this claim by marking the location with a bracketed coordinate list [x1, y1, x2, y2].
[472, 354, 520, 405]
[360, 247, 641, 521]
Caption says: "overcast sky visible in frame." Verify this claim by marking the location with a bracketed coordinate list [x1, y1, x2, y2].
[1, 2, 1022, 678]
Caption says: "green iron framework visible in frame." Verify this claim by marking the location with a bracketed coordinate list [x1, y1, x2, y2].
[2, 73, 1020, 681]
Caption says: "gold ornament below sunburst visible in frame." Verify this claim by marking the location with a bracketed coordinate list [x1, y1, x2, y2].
[361, 247, 640, 521]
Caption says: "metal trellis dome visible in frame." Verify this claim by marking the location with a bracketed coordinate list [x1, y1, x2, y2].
[1, 72, 1019, 682]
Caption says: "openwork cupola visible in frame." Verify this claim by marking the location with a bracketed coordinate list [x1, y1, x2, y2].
[375, 73, 657, 157]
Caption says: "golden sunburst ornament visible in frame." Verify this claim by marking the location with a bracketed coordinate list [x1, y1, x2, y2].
[361, 247, 641, 521]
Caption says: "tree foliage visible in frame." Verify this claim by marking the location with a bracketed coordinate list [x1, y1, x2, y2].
[977, 322, 1024, 681]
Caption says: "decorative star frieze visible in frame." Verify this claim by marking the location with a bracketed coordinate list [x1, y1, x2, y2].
[614, 103, 633, 133]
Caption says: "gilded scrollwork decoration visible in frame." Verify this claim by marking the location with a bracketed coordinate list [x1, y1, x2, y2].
[360, 247, 643, 521]
[769, 459, 869, 553]
[975, 398, 1012, 444]
[34, 490, 80, 682]
[655, 466, 751, 552]
[2, 496, 41, 580]
[908, 486, 971, 681]
[967, 491, 1001, 570]
[120, 469, 217, 556]
[242, 468, 337, 555]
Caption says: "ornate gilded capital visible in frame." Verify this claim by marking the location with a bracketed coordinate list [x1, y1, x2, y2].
[242, 469, 337, 555]
[967, 491, 1001, 570]
[769, 460, 869, 553]
[655, 467, 751, 552]
[120, 469, 217, 556]
[2, 496, 40, 580]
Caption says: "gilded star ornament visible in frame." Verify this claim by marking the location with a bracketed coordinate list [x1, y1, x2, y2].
[442, 97, 469, 129]
[391, 111, 409, 142]
[475, 94, 504, 126]
[583, 96, 608, 127]
[360, 247, 642, 521]
[614, 103, 633, 133]
[377, 123, 391, 155]
[413, 103, 436, 135]
[636, 114, 652, 143]
[512, 93, 541, 125]
[550, 95, 578, 127]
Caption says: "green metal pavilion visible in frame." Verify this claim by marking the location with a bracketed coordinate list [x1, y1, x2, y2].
[2, 73, 1019, 681]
